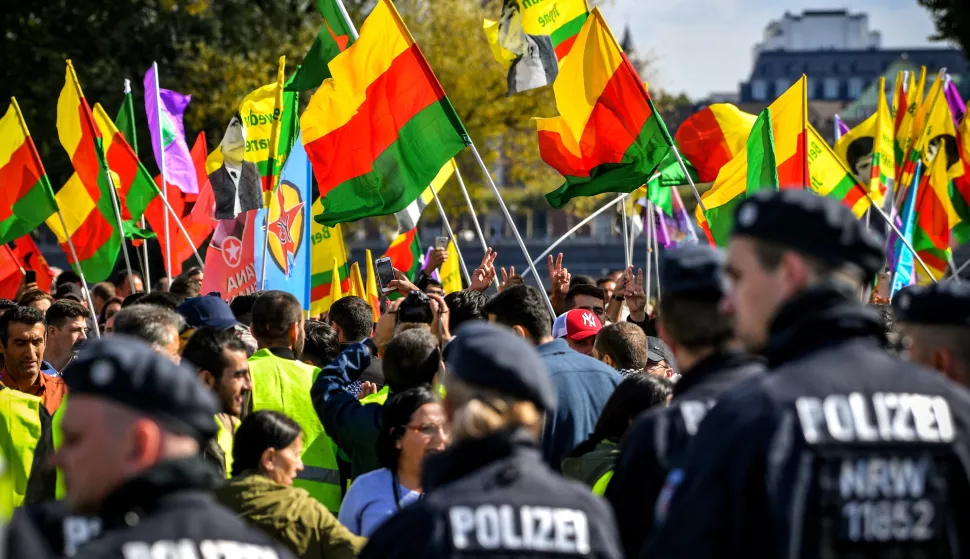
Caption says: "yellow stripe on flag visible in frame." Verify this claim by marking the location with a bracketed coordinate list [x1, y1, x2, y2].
[0, 105, 26, 170]
[770, 76, 807, 166]
[419, 159, 457, 206]
[807, 125, 871, 218]
[45, 174, 96, 242]
[364, 249, 381, 322]
[551, 9, 625, 143]
[302, 0, 412, 144]
[440, 240, 462, 294]
[56, 61, 87, 158]
[348, 262, 366, 299]
[520, 0, 589, 37]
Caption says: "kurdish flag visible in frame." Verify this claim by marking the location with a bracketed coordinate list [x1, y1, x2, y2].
[394, 159, 456, 232]
[0, 100, 58, 246]
[364, 249, 381, 322]
[674, 104, 757, 183]
[383, 228, 423, 281]
[806, 125, 871, 218]
[833, 78, 894, 208]
[309, 198, 350, 316]
[91, 104, 160, 226]
[46, 61, 123, 282]
[286, 0, 357, 92]
[695, 77, 809, 245]
[952, 105, 970, 244]
[537, 8, 674, 208]
[302, 0, 471, 227]
[914, 149, 958, 283]
[895, 68, 925, 183]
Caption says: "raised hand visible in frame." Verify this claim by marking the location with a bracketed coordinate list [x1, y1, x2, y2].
[469, 248, 498, 292]
[387, 269, 419, 297]
[499, 266, 524, 292]
[625, 268, 647, 322]
[423, 247, 448, 273]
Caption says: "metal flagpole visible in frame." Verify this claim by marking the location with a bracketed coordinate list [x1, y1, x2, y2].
[948, 253, 963, 283]
[670, 146, 709, 217]
[652, 204, 661, 305]
[56, 209, 103, 339]
[154, 192, 205, 269]
[645, 201, 653, 304]
[453, 165, 499, 289]
[102, 163, 137, 295]
[948, 257, 970, 281]
[334, 0, 360, 40]
[140, 218, 152, 293]
[469, 144, 554, 315]
[258, 57, 287, 291]
[150, 62, 172, 286]
[430, 186, 471, 285]
[619, 194, 631, 267]
[520, 193, 630, 279]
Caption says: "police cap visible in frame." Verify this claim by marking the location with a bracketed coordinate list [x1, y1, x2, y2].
[732, 189, 884, 280]
[63, 335, 219, 440]
[447, 322, 556, 412]
[893, 283, 970, 327]
[660, 245, 728, 299]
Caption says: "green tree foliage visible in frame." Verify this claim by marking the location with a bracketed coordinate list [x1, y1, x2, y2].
[918, 0, 970, 60]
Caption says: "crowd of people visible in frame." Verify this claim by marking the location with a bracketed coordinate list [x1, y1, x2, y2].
[3, 189, 970, 557]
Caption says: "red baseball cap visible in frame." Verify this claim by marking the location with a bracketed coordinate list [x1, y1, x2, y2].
[563, 309, 602, 341]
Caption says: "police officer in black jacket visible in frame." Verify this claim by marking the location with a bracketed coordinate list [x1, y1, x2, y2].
[605, 244, 764, 557]
[5, 336, 295, 559]
[894, 282, 970, 388]
[644, 190, 970, 558]
[361, 322, 622, 558]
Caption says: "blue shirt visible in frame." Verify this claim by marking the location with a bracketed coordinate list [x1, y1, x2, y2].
[338, 468, 420, 537]
[40, 361, 60, 377]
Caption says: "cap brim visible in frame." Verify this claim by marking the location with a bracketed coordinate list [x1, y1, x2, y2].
[566, 329, 599, 342]
[647, 349, 665, 362]
[201, 318, 244, 330]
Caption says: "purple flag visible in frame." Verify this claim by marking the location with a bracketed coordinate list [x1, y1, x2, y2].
[649, 188, 698, 249]
[144, 64, 199, 194]
[834, 114, 850, 141]
[944, 76, 965, 127]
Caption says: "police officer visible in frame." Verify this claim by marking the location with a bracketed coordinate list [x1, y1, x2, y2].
[604, 244, 764, 557]
[894, 282, 970, 388]
[644, 189, 970, 558]
[5, 336, 295, 559]
[361, 322, 622, 558]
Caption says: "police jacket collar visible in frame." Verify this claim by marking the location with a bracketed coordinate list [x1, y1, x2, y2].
[422, 428, 539, 492]
[672, 349, 762, 398]
[96, 456, 221, 528]
[762, 283, 886, 368]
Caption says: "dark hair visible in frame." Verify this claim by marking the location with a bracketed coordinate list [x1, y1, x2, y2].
[302, 320, 340, 368]
[251, 291, 303, 342]
[182, 326, 249, 380]
[569, 275, 596, 288]
[751, 238, 837, 278]
[658, 296, 733, 352]
[328, 296, 373, 342]
[181, 267, 204, 280]
[137, 291, 181, 312]
[231, 410, 303, 477]
[45, 300, 88, 329]
[445, 290, 488, 332]
[90, 282, 116, 302]
[596, 277, 615, 288]
[18, 289, 53, 308]
[382, 328, 440, 392]
[565, 284, 606, 310]
[0, 306, 46, 345]
[482, 285, 552, 342]
[55, 271, 82, 289]
[113, 270, 144, 289]
[845, 136, 874, 177]
[98, 297, 124, 323]
[594, 322, 648, 370]
[121, 293, 147, 307]
[230, 293, 260, 325]
[376, 387, 439, 470]
[424, 278, 443, 290]
[572, 374, 672, 456]
[169, 276, 202, 301]
[112, 304, 185, 347]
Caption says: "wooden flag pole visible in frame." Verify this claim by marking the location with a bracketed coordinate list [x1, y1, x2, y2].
[430, 186, 471, 285]
[55, 209, 102, 339]
[469, 144, 555, 315]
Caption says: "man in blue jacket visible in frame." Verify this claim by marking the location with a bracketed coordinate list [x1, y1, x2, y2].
[483, 285, 622, 471]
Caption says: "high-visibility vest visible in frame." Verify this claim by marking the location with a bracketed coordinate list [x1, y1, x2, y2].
[249, 349, 342, 513]
[0, 386, 52, 512]
[215, 415, 239, 480]
[359, 385, 389, 406]
[592, 470, 614, 496]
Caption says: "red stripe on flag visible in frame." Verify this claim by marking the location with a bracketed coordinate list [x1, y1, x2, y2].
[674, 108, 735, 183]
[776, 129, 808, 188]
[63, 209, 116, 261]
[0, 142, 44, 223]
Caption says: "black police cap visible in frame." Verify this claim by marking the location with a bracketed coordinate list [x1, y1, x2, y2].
[893, 283, 970, 327]
[446, 322, 556, 412]
[63, 336, 218, 440]
[732, 189, 885, 280]
[660, 245, 728, 300]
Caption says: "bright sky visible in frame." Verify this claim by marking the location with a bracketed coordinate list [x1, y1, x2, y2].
[600, 0, 946, 99]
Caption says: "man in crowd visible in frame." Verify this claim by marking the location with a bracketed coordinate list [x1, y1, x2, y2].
[646, 336, 677, 378]
[19, 290, 53, 314]
[89, 283, 115, 315]
[248, 290, 341, 513]
[182, 326, 252, 479]
[597, 276, 617, 301]
[113, 271, 144, 299]
[443, 289, 488, 333]
[327, 296, 383, 388]
[552, 308, 603, 356]
[230, 293, 259, 326]
[592, 322, 648, 375]
[606, 244, 764, 557]
[0, 307, 66, 415]
[893, 282, 970, 386]
[44, 300, 89, 374]
[5, 337, 293, 558]
[646, 190, 970, 557]
[301, 320, 340, 370]
[564, 284, 607, 323]
[110, 304, 184, 363]
[312, 328, 441, 479]
[483, 285, 621, 470]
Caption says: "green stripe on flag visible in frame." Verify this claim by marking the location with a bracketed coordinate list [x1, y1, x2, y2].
[0, 175, 58, 245]
[745, 108, 778, 193]
[550, 13, 588, 47]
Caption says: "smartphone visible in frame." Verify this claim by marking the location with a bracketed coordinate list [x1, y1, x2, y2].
[435, 236, 449, 250]
[375, 257, 396, 293]
[24, 270, 36, 284]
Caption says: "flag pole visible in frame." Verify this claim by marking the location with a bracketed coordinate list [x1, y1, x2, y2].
[259, 56, 287, 291]
[334, 0, 360, 40]
[139, 219, 152, 294]
[154, 191, 206, 269]
[101, 160, 138, 295]
[947, 253, 963, 284]
[123, 79, 153, 294]
[54, 210, 101, 339]
[469, 144, 554, 315]
[619, 194, 631, 267]
[150, 62, 173, 286]
[452, 165, 499, 289]
[867, 188, 938, 284]
[430, 186, 471, 285]
[645, 200, 653, 305]
[670, 145, 709, 218]
[948, 257, 970, 281]
[652, 204, 661, 305]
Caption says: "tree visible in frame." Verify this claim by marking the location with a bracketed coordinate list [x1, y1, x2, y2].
[918, 0, 970, 60]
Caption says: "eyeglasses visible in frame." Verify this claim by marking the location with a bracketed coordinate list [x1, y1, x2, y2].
[405, 422, 449, 437]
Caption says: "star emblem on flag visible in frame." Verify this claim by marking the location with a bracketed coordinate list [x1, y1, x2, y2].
[268, 185, 305, 275]
[222, 236, 243, 267]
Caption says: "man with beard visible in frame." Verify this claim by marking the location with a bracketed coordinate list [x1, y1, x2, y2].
[44, 300, 89, 374]
[182, 327, 252, 480]
[248, 291, 342, 513]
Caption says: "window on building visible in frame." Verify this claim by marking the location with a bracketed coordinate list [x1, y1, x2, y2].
[775, 79, 790, 97]
[752, 80, 767, 101]
[806, 78, 816, 100]
[848, 77, 864, 99]
[824, 78, 840, 99]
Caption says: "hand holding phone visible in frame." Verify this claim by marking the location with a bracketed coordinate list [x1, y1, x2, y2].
[435, 236, 449, 250]
[375, 257, 396, 293]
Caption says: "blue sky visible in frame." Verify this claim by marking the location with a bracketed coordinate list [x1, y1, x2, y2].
[600, 0, 947, 99]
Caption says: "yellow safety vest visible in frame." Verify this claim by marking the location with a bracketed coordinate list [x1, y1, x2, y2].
[592, 470, 614, 496]
[249, 349, 342, 513]
[214, 415, 239, 480]
[359, 385, 389, 406]
[53, 395, 66, 499]
[0, 387, 45, 512]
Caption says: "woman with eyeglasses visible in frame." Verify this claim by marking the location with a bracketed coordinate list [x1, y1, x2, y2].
[338, 386, 449, 537]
